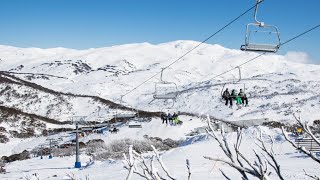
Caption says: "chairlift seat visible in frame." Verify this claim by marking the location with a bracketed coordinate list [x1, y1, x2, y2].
[153, 93, 177, 99]
[240, 44, 279, 53]
[114, 114, 135, 118]
[94, 123, 109, 127]
[128, 121, 142, 128]
[81, 127, 93, 131]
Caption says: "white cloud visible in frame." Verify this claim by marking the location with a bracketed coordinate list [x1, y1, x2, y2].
[284, 51, 313, 64]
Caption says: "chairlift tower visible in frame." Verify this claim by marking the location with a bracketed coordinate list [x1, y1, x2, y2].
[47, 138, 55, 159]
[40, 144, 44, 159]
[75, 123, 81, 168]
[70, 116, 87, 168]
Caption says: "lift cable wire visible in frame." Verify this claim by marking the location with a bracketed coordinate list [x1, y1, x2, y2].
[203, 24, 320, 83]
[121, 0, 265, 98]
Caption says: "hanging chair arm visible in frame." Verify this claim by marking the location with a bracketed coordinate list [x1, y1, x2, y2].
[221, 83, 227, 97]
[237, 66, 242, 82]
[254, 0, 264, 26]
[160, 68, 165, 82]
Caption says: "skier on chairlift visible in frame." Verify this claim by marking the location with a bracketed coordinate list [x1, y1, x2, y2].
[222, 88, 233, 108]
[238, 89, 248, 107]
[231, 89, 242, 108]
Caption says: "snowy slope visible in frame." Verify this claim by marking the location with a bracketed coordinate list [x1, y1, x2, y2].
[1, 40, 319, 124]
[1, 125, 319, 180]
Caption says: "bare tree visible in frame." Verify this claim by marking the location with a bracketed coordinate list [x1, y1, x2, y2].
[122, 145, 178, 180]
[186, 159, 191, 180]
[0, 160, 6, 174]
[281, 114, 320, 164]
[281, 114, 320, 179]
[204, 115, 283, 180]
[255, 131, 284, 180]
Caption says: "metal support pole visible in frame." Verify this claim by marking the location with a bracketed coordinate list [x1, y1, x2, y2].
[49, 140, 53, 159]
[74, 123, 81, 168]
[40, 145, 43, 159]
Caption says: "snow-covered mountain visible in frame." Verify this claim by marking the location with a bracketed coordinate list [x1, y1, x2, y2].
[1, 40, 320, 125]
[1, 41, 320, 180]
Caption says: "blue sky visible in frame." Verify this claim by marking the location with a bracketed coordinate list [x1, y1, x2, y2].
[0, 0, 319, 62]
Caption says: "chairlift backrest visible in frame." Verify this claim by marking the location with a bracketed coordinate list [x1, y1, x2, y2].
[154, 81, 178, 99]
[221, 83, 246, 98]
[240, 24, 280, 52]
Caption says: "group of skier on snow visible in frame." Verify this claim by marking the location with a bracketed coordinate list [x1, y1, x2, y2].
[222, 88, 248, 108]
[161, 112, 182, 125]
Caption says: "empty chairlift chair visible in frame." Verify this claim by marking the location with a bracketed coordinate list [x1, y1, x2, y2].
[114, 111, 136, 119]
[153, 82, 178, 100]
[128, 112, 143, 128]
[240, 0, 280, 53]
[152, 68, 178, 104]
[114, 96, 136, 119]
[128, 119, 142, 128]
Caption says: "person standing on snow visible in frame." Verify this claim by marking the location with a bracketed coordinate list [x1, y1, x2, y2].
[167, 113, 173, 125]
[161, 112, 167, 124]
[172, 112, 178, 125]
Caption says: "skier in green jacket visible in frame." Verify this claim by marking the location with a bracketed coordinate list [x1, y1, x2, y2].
[231, 89, 242, 107]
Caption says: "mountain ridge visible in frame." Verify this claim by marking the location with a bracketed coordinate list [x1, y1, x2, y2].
[0, 40, 319, 124]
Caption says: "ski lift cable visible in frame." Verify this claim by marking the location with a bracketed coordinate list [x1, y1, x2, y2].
[120, 0, 265, 98]
[204, 24, 320, 82]
[279, 24, 320, 47]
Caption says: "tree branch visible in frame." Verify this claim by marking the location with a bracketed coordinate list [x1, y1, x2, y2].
[281, 126, 320, 164]
[151, 145, 176, 180]
[255, 131, 284, 180]
[186, 159, 191, 180]
[303, 169, 320, 180]
[293, 114, 320, 146]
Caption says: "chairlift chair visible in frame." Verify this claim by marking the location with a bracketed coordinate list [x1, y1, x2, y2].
[153, 68, 178, 100]
[114, 113, 136, 119]
[240, 0, 280, 53]
[128, 121, 142, 128]
[221, 67, 246, 98]
[221, 83, 246, 98]
[114, 96, 136, 119]
[128, 111, 142, 128]
[153, 82, 178, 99]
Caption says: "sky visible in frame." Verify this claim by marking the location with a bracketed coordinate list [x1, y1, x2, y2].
[0, 0, 319, 63]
